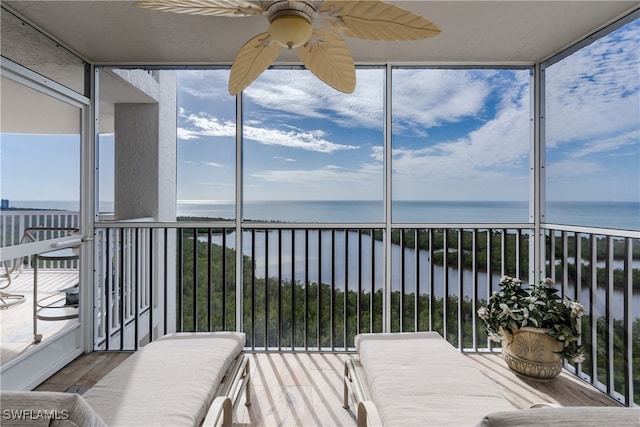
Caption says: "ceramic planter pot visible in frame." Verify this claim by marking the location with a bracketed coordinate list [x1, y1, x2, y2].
[501, 326, 563, 381]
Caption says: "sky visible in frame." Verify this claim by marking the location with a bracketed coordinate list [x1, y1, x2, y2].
[174, 18, 639, 204]
[0, 17, 638, 208]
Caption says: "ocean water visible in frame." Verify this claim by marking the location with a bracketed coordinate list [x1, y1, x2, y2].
[4, 200, 639, 230]
[182, 200, 640, 231]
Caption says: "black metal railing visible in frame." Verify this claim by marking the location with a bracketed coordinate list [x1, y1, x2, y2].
[93, 221, 638, 406]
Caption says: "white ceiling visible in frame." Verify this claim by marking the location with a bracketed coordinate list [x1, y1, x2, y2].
[3, 1, 639, 66]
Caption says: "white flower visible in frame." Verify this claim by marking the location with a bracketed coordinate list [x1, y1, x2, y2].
[489, 332, 502, 343]
[542, 277, 555, 287]
[570, 354, 585, 364]
[477, 307, 489, 320]
[570, 301, 585, 318]
[499, 303, 514, 318]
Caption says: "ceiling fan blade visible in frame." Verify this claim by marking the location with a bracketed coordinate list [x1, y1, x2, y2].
[229, 32, 281, 94]
[298, 30, 356, 94]
[319, 1, 441, 41]
[134, 0, 264, 17]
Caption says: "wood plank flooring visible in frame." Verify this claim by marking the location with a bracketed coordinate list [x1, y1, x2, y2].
[35, 350, 622, 426]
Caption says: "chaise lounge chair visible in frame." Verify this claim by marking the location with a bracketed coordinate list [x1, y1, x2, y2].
[343, 332, 640, 427]
[1, 331, 250, 427]
[343, 332, 516, 427]
[0, 244, 27, 310]
[82, 331, 250, 427]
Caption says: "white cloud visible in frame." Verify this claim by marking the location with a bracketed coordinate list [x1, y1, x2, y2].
[243, 69, 385, 129]
[179, 111, 236, 138]
[391, 69, 493, 132]
[179, 109, 358, 153]
[389, 72, 531, 199]
[204, 162, 224, 168]
[274, 156, 296, 162]
[243, 124, 358, 153]
[545, 22, 640, 149]
[568, 130, 639, 159]
[177, 70, 230, 102]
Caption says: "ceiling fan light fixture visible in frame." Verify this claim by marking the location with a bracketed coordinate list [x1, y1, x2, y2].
[136, 0, 441, 94]
[268, 13, 313, 49]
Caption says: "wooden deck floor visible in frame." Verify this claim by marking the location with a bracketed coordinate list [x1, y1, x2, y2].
[35, 350, 621, 426]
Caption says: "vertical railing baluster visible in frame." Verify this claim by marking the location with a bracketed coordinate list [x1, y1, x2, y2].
[573, 232, 582, 377]
[134, 228, 139, 349]
[207, 229, 212, 331]
[589, 233, 598, 389]
[251, 230, 256, 350]
[457, 230, 463, 350]
[443, 229, 449, 340]
[291, 230, 296, 350]
[357, 229, 362, 336]
[370, 229, 375, 333]
[330, 229, 335, 351]
[400, 228, 405, 332]
[606, 235, 614, 396]
[414, 229, 420, 333]
[104, 230, 111, 350]
[428, 228, 435, 332]
[265, 230, 269, 348]
[304, 229, 309, 351]
[278, 229, 282, 350]
[148, 228, 154, 343]
[343, 229, 348, 349]
[562, 231, 569, 296]
[222, 229, 227, 331]
[119, 228, 125, 350]
[574, 232, 582, 302]
[623, 237, 633, 406]
[515, 229, 521, 279]
[192, 228, 198, 332]
[549, 230, 557, 282]
[486, 229, 493, 350]
[500, 229, 507, 276]
[318, 229, 322, 349]
[163, 228, 168, 336]
[177, 229, 184, 332]
[472, 229, 478, 351]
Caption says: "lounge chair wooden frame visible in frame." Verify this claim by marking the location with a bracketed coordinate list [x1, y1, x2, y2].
[343, 357, 382, 427]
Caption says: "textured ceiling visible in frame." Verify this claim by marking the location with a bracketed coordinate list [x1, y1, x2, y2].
[3, 1, 638, 65]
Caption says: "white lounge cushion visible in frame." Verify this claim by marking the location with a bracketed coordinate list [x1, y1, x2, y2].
[355, 332, 515, 426]
[477, 407, 640, 427]
[83, 332, 245, 427]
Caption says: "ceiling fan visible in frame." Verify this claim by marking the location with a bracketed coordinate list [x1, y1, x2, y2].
[135, 1, 441, 94]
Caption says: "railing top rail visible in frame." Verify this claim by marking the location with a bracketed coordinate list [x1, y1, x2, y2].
[1, 210, 79, 214]
[92, 220, 639, 238]
[94, 220, 536, 230]
[541, 223, 640, 239]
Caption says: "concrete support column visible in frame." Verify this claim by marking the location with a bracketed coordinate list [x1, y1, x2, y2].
[114, 102, 159, 219]
[112, 70, 177, 337]
[113, 71, 176, 221]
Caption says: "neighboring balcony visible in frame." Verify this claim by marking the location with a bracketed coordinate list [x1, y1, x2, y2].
[1, 210, 638, 407]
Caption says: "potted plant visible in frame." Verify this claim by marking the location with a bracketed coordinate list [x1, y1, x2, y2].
[477, 276, 585, 380]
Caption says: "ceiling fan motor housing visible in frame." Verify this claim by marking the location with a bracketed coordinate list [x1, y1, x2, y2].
[265, 1, 321, 48]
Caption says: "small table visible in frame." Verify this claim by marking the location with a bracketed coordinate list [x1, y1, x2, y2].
[33, 247, 79, 343]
